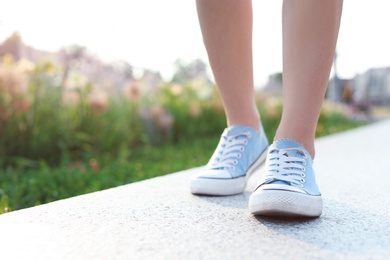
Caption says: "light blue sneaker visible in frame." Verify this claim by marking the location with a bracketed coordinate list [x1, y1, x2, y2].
[190, 125, 269, 196]
[249, 139, 323, 217]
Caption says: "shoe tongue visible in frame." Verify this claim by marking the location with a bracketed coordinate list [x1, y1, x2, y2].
[273, 139, 301, 149]
[225, 125, 254, 137]
[272, 139, 309, 158]
[283, 149, 303, 158]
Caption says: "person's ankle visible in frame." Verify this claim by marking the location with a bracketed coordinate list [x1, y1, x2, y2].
[227, 119, 262, 133]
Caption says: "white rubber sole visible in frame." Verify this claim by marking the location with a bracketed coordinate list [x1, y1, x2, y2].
[190, 150, 268, 196]
[249, 189, 323, 217]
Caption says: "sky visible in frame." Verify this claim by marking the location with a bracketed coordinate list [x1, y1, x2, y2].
[1, 0, 390, 87]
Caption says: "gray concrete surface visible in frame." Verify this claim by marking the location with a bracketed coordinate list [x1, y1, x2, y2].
[1, 119, 390, 260]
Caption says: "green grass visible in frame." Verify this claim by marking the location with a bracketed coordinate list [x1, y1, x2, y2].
[0, 136, 219, 212]
[0, 112, 366, 214]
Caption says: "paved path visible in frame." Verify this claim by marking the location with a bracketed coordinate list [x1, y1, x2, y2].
[1, 119, 390, 259]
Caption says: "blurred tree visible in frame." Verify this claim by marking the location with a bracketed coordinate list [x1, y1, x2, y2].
[272, 72, 283, 83]
[0, 32, 23, 60]
[59, 45, 87, 90]
[171, 59, 210, 85]
[113, 60, 134, 82]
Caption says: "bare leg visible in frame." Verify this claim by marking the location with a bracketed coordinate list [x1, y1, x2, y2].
[196, 0, 260, 131]
[275, 0, 343, 158]
[191, 0, 269, 196]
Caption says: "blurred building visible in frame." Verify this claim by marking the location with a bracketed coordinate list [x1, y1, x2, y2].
[327, 77, 354, 103]
[354, 67, 390, 106]
[261, 73, 283, 96]
[327, 67, 390, 107]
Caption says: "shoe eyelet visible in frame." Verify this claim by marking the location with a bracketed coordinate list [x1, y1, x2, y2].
[303, 161, 307, 166]
[233, 160, 238, 165]
[300, 184, 304, 187]
[237, 153, 241, 158]
[301, 173, 306, 178]
[240, 147, 245, 151]
[244, 140, 248, 144]
[247, 132, 252, 138]
[300, 178, 305, 183]
[302, 167, 306, 172]
[230, 166, 235, 170]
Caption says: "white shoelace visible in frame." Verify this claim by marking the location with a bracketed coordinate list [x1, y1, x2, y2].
[210, 132, 251, 170]
[264, 148, 307, 186]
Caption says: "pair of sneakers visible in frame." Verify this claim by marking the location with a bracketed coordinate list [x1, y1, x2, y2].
[190, 125, 323, 217]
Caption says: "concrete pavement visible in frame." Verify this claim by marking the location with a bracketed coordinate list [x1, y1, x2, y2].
[1, 119, 390, 259]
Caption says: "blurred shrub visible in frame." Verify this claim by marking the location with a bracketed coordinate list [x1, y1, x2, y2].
[0, 59, 364, 170]
[0, 60, 144, 167]
[0, 189, 11, 214]
[0, 56, 366, 213]
[0, 60, 227, 169]
[156, 82, 226, 143]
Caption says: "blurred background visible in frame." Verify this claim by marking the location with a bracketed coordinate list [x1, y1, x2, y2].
[1, 0, 389, 213]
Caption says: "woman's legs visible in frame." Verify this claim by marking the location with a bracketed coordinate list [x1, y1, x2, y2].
[196, 0, 260, 131]
[192, 0, 343, 203]
[191, 0, 269, 196]
[196, 0, 343, 150]
[275, 0, 343, 158]
[249, 0, 343, 217]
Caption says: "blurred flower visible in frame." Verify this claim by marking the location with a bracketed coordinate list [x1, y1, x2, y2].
[16, 59, 36, 74]
[150, 104, 164, 118]
[88, 90, 109, 113]
[170, 84, 183, 96]
[0, 104, 10, 121]
[63, 72, 89, 90]
[189, 79, 205, 92]
[211, 101, 225, 114]
[190, 79, 213, 99]
[0, 64, 29, 97]
[12, 98, 30, 113]
[264, 97, 282, 118]
[139, 104, 174, 144]
[158, 112, 174, 131]
[68, 160, 85, 172]
[2, 54, 14, 66]
[89, 158, 100, 172]
[41, 62, 55, 75]
[0, 59, 31, 120]
[62, 90, 80, 106]
[124, 81, 143, 102]
[189, 101, 201, 118]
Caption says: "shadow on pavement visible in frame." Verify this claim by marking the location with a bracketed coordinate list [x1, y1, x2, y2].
[192, 191, 251, 209]
[254, 198, 390, 256]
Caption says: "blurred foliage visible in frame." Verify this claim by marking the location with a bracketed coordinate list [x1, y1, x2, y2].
[0, 137, 219, 211]
[0, 56, 366, 214]
[0, 190, 11, 214]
